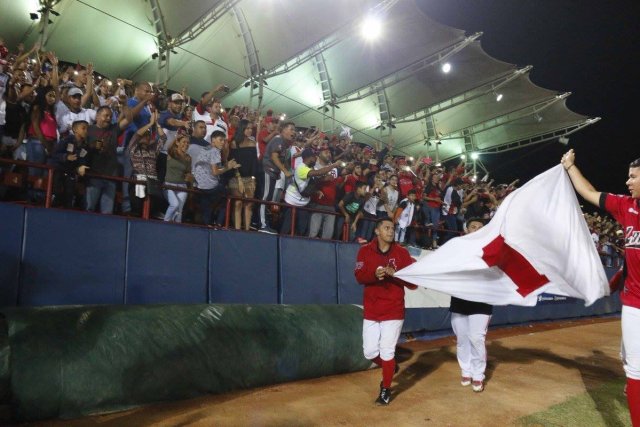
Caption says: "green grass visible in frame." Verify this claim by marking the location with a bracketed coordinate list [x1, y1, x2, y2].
[517, 378, 631, 427]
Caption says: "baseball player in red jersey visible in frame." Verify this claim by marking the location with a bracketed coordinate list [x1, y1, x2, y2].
[355, 218, 416, 405]
[562, 149, 640, 425]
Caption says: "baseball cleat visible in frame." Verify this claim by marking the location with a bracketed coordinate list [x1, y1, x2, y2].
[376, 387, 391, 405]
[461, 376, 472, 387]
[472, 380, 484, 392]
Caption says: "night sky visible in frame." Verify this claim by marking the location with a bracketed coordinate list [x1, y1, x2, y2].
[416, 0, 640, 200]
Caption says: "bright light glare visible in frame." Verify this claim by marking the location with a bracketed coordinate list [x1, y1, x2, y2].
[472, 175, 477, 182]
[408, 156, 414, 162]
[441, 62, 451, 73]
[435, 162, 442, 167]
[471, 152, 479, 160]
[361, 16, 383, 41]
[460, 154, 466, 160]
[496, 93, 503, 102]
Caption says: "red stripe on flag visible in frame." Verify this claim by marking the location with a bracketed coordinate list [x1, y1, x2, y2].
[482, 235, 550, 297]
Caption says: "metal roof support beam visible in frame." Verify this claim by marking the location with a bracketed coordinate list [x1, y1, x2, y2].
[375, 87, 393, 138]
[231, 6, 263, 108]
[393, 92, 570, 152]
[37, 0, 62, 50]
[174, 0, 241, 46]
[149, 0, 170, 88]
[459, 118, 601, 157]
[313, 53, 337, 130]
[441, 92, 572, 139]
[396, 65, 533, 124]
[334, 32, 482, 105]
[130, 0, 239, 82]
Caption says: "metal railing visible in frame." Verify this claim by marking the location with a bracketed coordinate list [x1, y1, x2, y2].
[1, 158, 356, 241]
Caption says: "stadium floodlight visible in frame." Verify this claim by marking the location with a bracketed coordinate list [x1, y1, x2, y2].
[441, 62, 451, 73]
[471, 152, 479, 160]
[558, 136, 570, 145]
[280, 114, 286, 120]
[495, 92, 503, 102]
[460, 154, 466, 160]
[361, 15, 383, 41]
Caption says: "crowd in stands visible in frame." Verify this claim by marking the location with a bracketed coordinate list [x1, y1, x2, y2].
[584, 212, 625, 267]
[0, 40, 625, 258]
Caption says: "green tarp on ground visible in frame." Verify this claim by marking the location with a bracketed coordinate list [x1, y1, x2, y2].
[0, 304, 369, 421]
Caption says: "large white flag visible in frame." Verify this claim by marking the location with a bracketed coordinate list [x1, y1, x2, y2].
[395, 165, 609, 306]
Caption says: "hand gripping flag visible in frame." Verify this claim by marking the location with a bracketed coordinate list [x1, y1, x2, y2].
[395, 165, 609, 306]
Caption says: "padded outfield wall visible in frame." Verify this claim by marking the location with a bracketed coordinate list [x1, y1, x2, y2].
[0, 203, 621, 333]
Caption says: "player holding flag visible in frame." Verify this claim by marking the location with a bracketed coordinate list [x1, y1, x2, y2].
[561, 149, 640, 426]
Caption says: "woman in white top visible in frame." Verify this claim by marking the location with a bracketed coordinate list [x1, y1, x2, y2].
[378, 174, 399, 219]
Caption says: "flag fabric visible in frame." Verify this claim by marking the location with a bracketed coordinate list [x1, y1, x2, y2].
[395, 165, 609, 306]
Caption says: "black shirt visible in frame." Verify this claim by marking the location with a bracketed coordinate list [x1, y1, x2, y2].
[449, 296, 493, 315]
[87, 123, 121, 176]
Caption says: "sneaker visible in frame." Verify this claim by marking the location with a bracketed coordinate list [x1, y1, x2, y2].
[461, 376, 472, 387]
[376, 387, 391, 405]
[472, 380, 484, 392]
[258, 226, 278, 234]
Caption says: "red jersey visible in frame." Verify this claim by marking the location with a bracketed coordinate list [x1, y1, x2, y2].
[354, 238, 416, 321]
[257, 128, 271, 160]
[344, 174, 364, 194]
[604, 193, 640, 308]
[311, 167, 339, 206]
[398, 172, 415, 198]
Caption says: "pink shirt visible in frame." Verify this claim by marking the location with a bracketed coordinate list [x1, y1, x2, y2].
[28, 110, 57, 140]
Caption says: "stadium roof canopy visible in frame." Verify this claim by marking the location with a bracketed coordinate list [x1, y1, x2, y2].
[1, 0, 599, 163]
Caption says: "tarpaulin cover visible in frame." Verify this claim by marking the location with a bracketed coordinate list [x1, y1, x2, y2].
[0, 304, 368, 421]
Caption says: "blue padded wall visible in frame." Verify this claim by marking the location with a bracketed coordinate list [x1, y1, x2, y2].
[20, 208, 127, 305]
[280, 237, 338, 304]
[126, 221, 209, 304]
[0, 203, 24, 306]
[209, 230, 279, 303]
[336, 243, 362, 304]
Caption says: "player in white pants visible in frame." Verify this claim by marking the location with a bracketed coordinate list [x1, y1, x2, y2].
[561, 150, 640, 425]
[450, 218, 493, 392]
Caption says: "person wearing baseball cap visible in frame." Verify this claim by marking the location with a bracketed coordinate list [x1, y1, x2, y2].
[158, 92, 191, 182]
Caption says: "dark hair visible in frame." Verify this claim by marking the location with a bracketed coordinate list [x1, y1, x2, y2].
[233, 119, 251, 146]
[376, 217, 394, 228]
[96, 105, 112, 116]
[355, 181, 367, 190]
[134, 81, 150, 90]
[279, 120, 296, 131]
[407, 189, 416, 196]
[194, 120, 205, 127]
[210, 130, 226, 141]
[466, 217, 486, 228]
[33, 85, 56, 120]
[168, 134, 191, 162]
[630, 159, 640, 168]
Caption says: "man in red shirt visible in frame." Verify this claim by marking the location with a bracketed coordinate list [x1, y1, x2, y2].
[561, 149, 640, 425]
[354, 218, 416, 405]
[343, 163, 365, 194]
[257, 116, 278, 161]
[308, 144, 339, 239]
